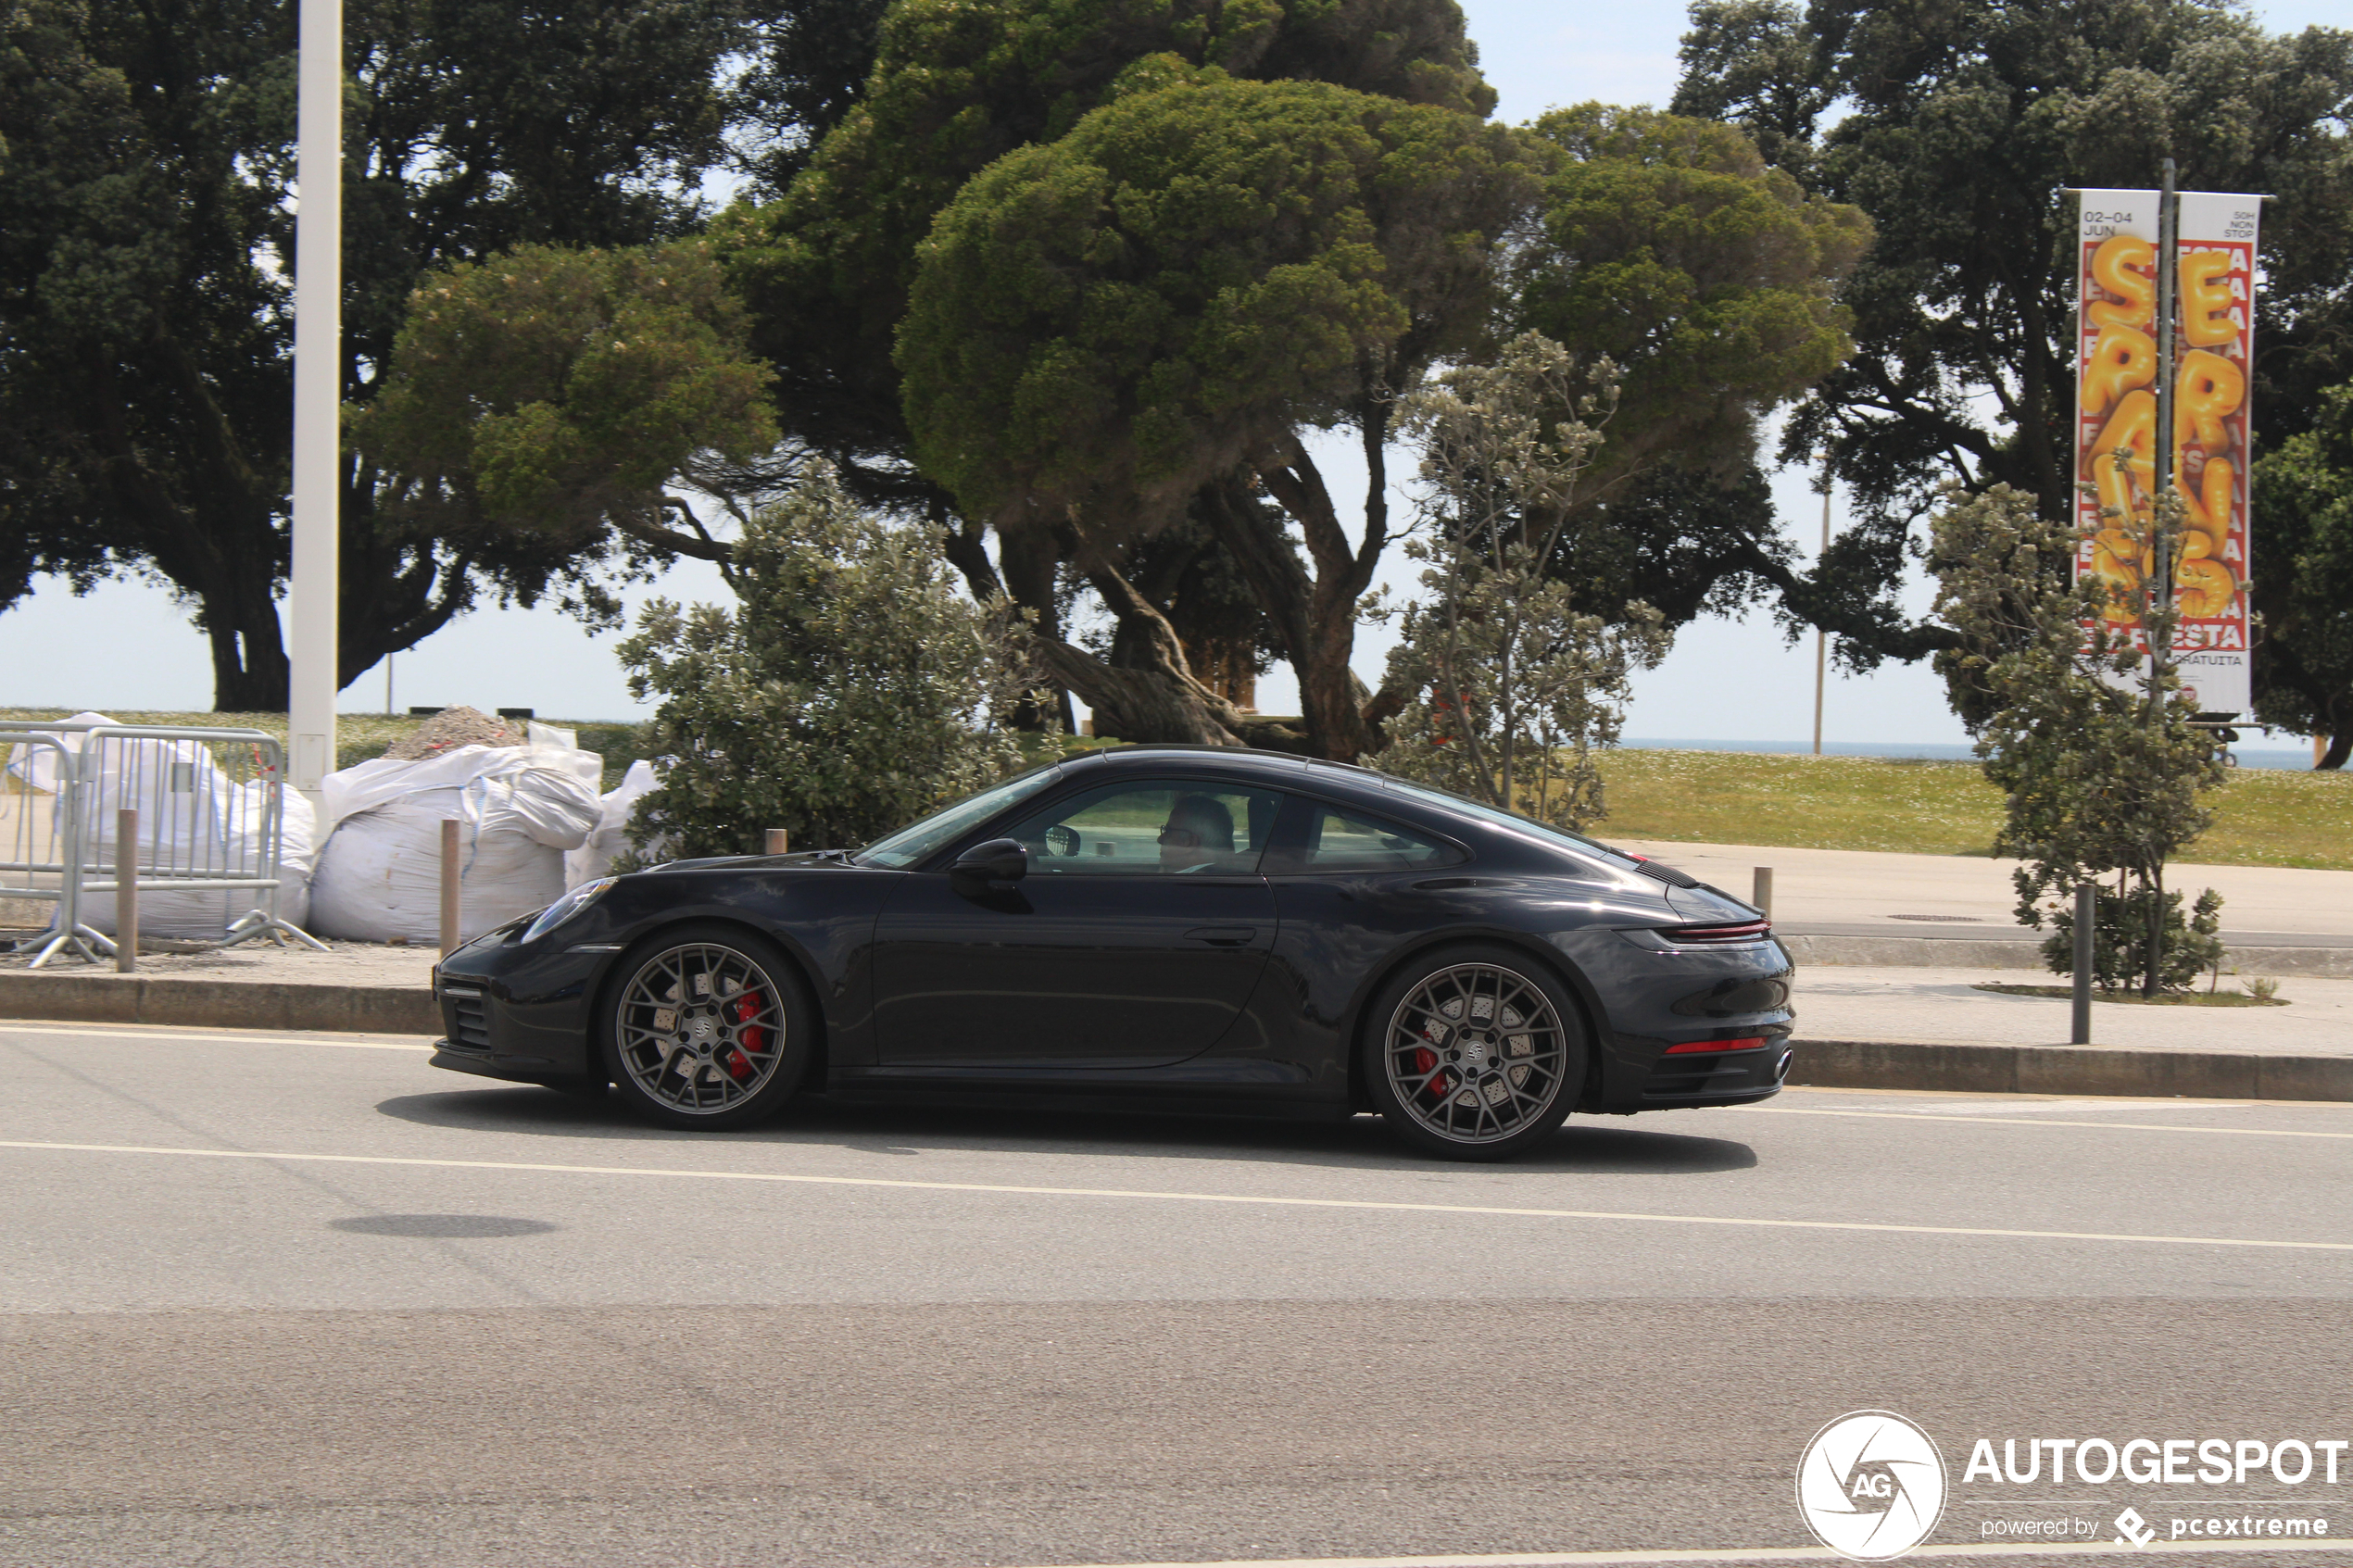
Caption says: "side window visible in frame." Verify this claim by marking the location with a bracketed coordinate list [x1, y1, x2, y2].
[1276, 802, 1464, 874]
[1001, 781, 1283, 875]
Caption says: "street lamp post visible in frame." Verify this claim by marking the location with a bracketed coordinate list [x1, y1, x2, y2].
[1812, 455, 1830, 758]
[287, 0, 341, 806]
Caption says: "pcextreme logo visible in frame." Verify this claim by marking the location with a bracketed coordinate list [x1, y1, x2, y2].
[1795, 1410, 1948, 1562]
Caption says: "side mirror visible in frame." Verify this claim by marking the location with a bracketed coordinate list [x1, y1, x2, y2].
[950, 837, 1027, 886]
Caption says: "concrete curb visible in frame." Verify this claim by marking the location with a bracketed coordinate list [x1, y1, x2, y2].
[0, 971, 437, 1035]
[1781, 934, 2353, 976]
[1791, 1037, 2353, 1102]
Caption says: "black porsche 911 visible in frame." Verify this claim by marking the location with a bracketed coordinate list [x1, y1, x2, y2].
[430, 745, 1794, 1160]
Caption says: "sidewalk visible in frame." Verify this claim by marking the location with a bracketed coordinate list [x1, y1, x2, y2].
[0, 938, 438, 1034]
[1788, 963, 2353, 1100]
[1795, 964, 2353, 1056]
[1619, 836, 2353, 974]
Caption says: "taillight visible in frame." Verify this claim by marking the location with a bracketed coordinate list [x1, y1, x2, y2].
[1664, 1036, 1768, 1055]
[1656, 920, 1772, 945]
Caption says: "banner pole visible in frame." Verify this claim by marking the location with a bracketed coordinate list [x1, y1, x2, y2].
[2148, 157, 2177, 733]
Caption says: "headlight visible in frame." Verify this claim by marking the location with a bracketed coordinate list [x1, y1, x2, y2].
[522, 877, 616, 945]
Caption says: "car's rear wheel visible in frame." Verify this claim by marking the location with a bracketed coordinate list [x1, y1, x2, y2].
[600, 923, 812, 1130]
[1364, 945, 1585, 1160]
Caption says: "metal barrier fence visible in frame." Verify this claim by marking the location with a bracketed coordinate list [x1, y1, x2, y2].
[0, 722, 324, 967]
[0, 733, 83, 963]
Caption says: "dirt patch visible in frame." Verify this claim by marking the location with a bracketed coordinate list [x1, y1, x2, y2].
[1971, 982, 2287, 1007]
[380, 705, 516, 760]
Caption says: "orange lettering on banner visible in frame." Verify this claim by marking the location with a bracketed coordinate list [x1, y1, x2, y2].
[2180, 249, 2238, 347]
[2174, 349, 2245, 458]
[2179, 457, 2233, 561]
[2082, 325, 2157, 414]
[2089, 389, 2157, 523]
[2089, 234, 2156, 330]
[2176, 557, 2236, 619]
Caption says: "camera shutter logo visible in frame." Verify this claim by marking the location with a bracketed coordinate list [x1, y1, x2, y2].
[1795, 1410, 1948, 1561]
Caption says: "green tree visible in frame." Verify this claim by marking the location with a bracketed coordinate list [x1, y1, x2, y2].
[618, 465, 1038, 858]
[716, 0, 1494, 654]
[1931, 484, 2227, 996]
[0, 0, 773, 709]
[896, 73, 1533, 759]
[1501, 105, 1871, 648]
[1673, 0, 2353, 681]
[2251, 383, 2353, 767]
[1377, 333, 1670, 827]
[734, 0, 895, 197]
[352, 241, 779, 606]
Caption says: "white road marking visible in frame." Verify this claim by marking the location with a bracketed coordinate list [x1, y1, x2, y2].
[1756, 1106, 2353, 1141]
[1, 1139, 2348, 1254]
[0, 1023, 431, 1051]
[1846, 1098, 2245, 1115]
[1012, 1537, 2351, 1566]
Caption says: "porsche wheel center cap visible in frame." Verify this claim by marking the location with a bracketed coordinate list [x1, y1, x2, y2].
[687, 1015, 718, 1047]
[1458, 1037, 1491, 1071]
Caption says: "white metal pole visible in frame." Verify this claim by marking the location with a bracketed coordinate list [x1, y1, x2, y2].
[1812, 454, 1830, 757]
[287, 0, 342, 807]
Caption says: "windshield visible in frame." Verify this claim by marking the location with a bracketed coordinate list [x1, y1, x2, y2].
[854, 763, 1063, 868]
[1373, 776, 1644, 870]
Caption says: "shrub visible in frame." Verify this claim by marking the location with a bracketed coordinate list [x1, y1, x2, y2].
[618, 465, 1038, 858]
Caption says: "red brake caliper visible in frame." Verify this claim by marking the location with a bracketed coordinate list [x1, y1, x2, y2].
[727, 993, 765, 1079]
[1411, 1043, 1448, 1102]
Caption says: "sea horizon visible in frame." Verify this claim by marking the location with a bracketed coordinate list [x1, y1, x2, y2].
[1618, 736, 2325, 771]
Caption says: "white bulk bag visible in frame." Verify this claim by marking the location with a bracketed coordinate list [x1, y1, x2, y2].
[309, 737, 603, 944]
[563, 759, 664, 888]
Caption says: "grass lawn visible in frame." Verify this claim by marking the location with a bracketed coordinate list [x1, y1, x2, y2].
[5, 709, 2345, 870]
[1592, 748, 2353, 871]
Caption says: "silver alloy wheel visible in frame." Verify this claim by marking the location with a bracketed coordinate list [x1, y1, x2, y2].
[615, 942, 789, 1114]
[1383, 961, 1568, 1144]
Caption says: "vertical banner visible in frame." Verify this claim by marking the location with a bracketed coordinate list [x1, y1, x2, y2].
[2071, 188, 2258, 715]
[2170, 192, 2259, 715]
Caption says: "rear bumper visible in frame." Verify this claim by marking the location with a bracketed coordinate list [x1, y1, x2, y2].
[1637, 1040, 1793, 1107]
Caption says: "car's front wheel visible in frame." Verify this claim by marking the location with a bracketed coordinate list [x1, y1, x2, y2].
[1364, 945, 1586, 1160]
[600, 923, 812, 1130]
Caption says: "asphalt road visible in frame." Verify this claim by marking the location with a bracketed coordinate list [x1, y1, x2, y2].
[3, 1020, 2351, 1568]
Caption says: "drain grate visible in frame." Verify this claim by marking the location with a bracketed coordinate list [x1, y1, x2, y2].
[1889, 913, 1985, 922]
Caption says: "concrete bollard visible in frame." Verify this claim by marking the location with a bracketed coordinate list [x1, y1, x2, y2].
[115, 808, 138, 974]
[764, 828, 790, 856]
[1752, 866, 1773, 920]
[2071, 882, 2095, 1045]
[439, 818, 461, 960]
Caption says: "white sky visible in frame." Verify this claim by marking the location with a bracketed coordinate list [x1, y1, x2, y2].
[2, 0, 2335, 736]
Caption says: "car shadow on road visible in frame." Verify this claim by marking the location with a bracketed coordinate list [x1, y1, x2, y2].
[372, 1086, 1757, 1175]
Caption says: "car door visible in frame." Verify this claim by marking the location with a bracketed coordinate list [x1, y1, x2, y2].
[871, 778, 1284, 1070]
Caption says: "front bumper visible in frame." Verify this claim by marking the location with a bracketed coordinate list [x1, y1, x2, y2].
[428, 934, 609, 1085]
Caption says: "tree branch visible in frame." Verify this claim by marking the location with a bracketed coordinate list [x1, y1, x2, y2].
[608, 503, 736, 562]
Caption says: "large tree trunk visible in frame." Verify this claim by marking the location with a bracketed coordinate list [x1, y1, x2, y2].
[1038, 563, 1307, 750]
[1202, 417, 1402, 762]
[201, 580, 292, 711]
[996, 522, 1077, 733]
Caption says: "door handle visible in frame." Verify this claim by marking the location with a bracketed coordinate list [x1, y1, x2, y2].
[1184, 926, 1257, 947]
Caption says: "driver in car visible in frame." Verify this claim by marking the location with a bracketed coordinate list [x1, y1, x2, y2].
[1159, 794, 1237, 873]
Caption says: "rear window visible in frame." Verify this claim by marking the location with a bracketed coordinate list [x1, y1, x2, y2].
[1273, 801, 1464, 874]
[1374, 776, 1645, 872]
